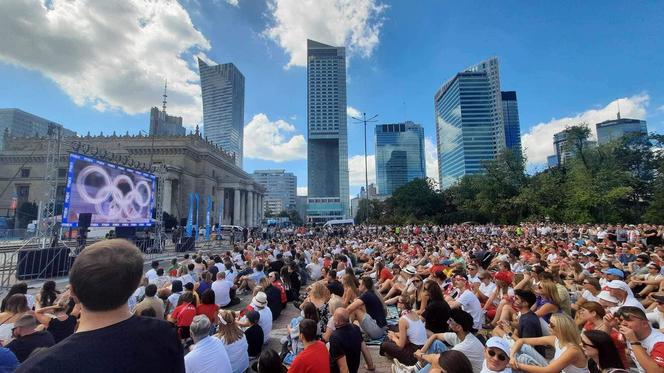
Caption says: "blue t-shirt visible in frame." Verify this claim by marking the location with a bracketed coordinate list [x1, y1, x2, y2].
[0, 347, 17, 373]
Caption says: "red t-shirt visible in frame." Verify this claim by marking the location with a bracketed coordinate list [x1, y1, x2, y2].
[272, 281, 287, 304]
[379, 267, 393, 281]
[289, 341, 330, 373]
[196, 303, 219, 324]
[172, 303, 196, 327]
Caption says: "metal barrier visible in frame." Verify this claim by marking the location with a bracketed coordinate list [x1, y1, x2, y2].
[0, 229, 36, 241]
[0, 236, 231, 292]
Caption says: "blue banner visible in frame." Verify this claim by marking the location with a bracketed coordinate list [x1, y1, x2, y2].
[185, 192, 194, 237]
[218, 195, 224, 234]
[205, 195, 211, 240]
[194, 193, 200, 241]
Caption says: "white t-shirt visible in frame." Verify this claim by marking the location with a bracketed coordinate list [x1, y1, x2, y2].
[480, 361, 513, 373]
[443, 332, 485, 373]
[146, 268, 158, 282]
[457, 290, 484, 330]
[256, 307, 273, 344]
[580, 289, 599, 303]
[647, 310, 664, 329]
[185, 336, 233, 373]
[479, 282, 497, 299]
[211, 279, 232, 307]
[306, 262, 322, 280]
[219, 335, 250, 373]
[627, 328, 664, 372]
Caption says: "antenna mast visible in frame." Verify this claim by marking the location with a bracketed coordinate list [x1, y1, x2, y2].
[162, 79, 168, 114]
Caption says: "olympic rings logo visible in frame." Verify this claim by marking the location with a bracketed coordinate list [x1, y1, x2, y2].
[75, 165, 152, 221]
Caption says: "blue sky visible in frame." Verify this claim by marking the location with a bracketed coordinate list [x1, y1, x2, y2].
[1, 0, 663, 197]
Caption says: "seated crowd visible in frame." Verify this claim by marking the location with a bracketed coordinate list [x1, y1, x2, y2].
[1, 223, 664, 373]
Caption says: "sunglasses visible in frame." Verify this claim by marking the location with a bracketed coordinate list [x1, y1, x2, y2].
[488, 349, 507, 361]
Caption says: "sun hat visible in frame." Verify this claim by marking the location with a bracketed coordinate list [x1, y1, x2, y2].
[597, 290, 619, 304]
[403, 266, 417, 275]
[607, 280, 630, 293]
[251, 292, 268, 308]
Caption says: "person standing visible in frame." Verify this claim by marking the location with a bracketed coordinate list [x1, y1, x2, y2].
[289, 319, 330, 373]
[16, 239, 184, 373]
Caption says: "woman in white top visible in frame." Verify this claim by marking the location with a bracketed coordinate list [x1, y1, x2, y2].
[510, 313, 590, 373]
[0, 294, 31, 344]
[379, 294, 428, 366]
[216, 310, 250, 373]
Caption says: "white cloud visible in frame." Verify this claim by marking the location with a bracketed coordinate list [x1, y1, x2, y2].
[348, 154, 376, 186]
[522, 94, 649, 166]
[244, 113, 307, 162]
[424, 137, 439, 184]
[263, 0, 387, 68]
[297, 186, 308, 196]
[0, 0, 210, 125]
[347, 106, 361, 118]
[658, 104, 664, 112]
[225, 0, 239, 6]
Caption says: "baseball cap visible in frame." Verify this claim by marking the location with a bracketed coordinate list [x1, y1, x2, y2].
[485, 336, 511, 356]
[602, 268, 625, 278]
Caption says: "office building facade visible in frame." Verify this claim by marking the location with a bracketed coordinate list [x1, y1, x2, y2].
[434, 57, 506, 189]
[306, 40, 349, 223]
[375, 121, 426, 195]
[149, 107, 186, 136]
[251, 169, 297, 215]
[198, 59, 245, 167]
[0, 108, 75, 150]
[501, 91, 522, 156]
[595, 117, 647, 145]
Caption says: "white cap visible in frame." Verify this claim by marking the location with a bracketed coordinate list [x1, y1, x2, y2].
[597, 290, 619, 304]
[485, 336, 510, 355]
[607, 280, 630, 293]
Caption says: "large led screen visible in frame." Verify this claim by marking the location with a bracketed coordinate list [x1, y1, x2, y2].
[62, 153, 156, 227]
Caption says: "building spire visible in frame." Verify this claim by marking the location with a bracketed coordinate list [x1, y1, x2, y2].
[162, 79, 168, 114]
[617, 98, 621, 120]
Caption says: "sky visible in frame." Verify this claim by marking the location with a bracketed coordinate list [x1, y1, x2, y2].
[1, 0, 663, 198]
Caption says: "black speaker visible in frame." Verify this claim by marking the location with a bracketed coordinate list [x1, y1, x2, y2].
[180, 218, 187, 227]
[78, 213, 92, 228]
[115, 227, 137, 239]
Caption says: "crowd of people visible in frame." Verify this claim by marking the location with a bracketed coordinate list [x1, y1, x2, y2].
[0, 223, 663, 372]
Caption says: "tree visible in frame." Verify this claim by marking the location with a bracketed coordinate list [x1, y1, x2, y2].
[286, 209, 303, 226]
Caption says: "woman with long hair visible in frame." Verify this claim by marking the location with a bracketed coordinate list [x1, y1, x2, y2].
[216, 310, 249, 373]
[379, 295, 428, 365]
[342, 273, 360, 306]
[417, 349, 474, 373]
[420, 280, 450, 334]
[581, 330, 625, 373]
[510, 313, 590, 373]
[535, 280, 562, 323]
[304, 282, 332, 334]
[1, 283, 33, 311]
[576, 301, 628, 369]
[35, 280, 59, 309]
[168, 291, 196, 340]
[0, 294, 30, 344]
[254, 348, 286, 373]
[166, 280, 184, 315]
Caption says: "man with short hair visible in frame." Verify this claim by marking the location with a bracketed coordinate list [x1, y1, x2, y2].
[184, 315, 232, 373]
[329, 308, 367, 373]
[606, 306, 664, 372]
[133, 284, 165, 320]
[6, 314, 55, 362]
[289, 319, 330, 373]
[211, 271, 232, 307]
[17, 239, 184, 372]
[146, 260, 159, 282]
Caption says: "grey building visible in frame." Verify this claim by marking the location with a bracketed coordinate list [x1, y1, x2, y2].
[251, 169, 297, 215]
[198, 59, 245, 168]
[595, 116, 647, 145]
[295, 195, 307, 224]
[435, 57, 506, 189]
[149, 107, 186, 136]
[501, 91, 522, 156]
[306, 39, 349, 223]
[375, 122, 425, 196]
[0, 108, 75, 150]
[552, 128, 596, 166]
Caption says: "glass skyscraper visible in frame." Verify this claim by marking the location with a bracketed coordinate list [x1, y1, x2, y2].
[434, 57, 505, 189]
[306, 39, 349, 223]
[375, 121, 426, 196]
[198, 58, 245, 167]
[0, 108, 75, 151]
[149, 107, 186, 136]
[251, 169, 297, 214]
[595, 116, 647, 145]
[501, 91, 522, 156]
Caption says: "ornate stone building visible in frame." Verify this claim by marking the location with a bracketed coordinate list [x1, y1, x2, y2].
[0, 131, 264, 227]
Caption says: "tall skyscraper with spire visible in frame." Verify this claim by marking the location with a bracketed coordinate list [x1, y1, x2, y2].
[306, 39, 349, 222]
[198, 58, 245, 167]
[149, 80, 186, 137]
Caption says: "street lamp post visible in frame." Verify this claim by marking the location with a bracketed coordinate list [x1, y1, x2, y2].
[351, 112, 378, 224]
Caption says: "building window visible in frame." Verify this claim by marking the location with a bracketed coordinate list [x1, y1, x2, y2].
[16, 185, 30, 202]
[20, 168, 30, 178]
[58, 168, 67, 178]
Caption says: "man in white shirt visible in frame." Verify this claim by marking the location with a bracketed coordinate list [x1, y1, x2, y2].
[145, 261, 159, 283]
[185, 315, 232, 373]
[481, 337, 512, 373]
[446, 274, 484, 330]
[211, 271, 232, 307]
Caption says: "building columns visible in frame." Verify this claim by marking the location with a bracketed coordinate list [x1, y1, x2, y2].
[247, 191, 254, 228]
[162, 179, 172, 215]
[233, 189, 241, 226]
